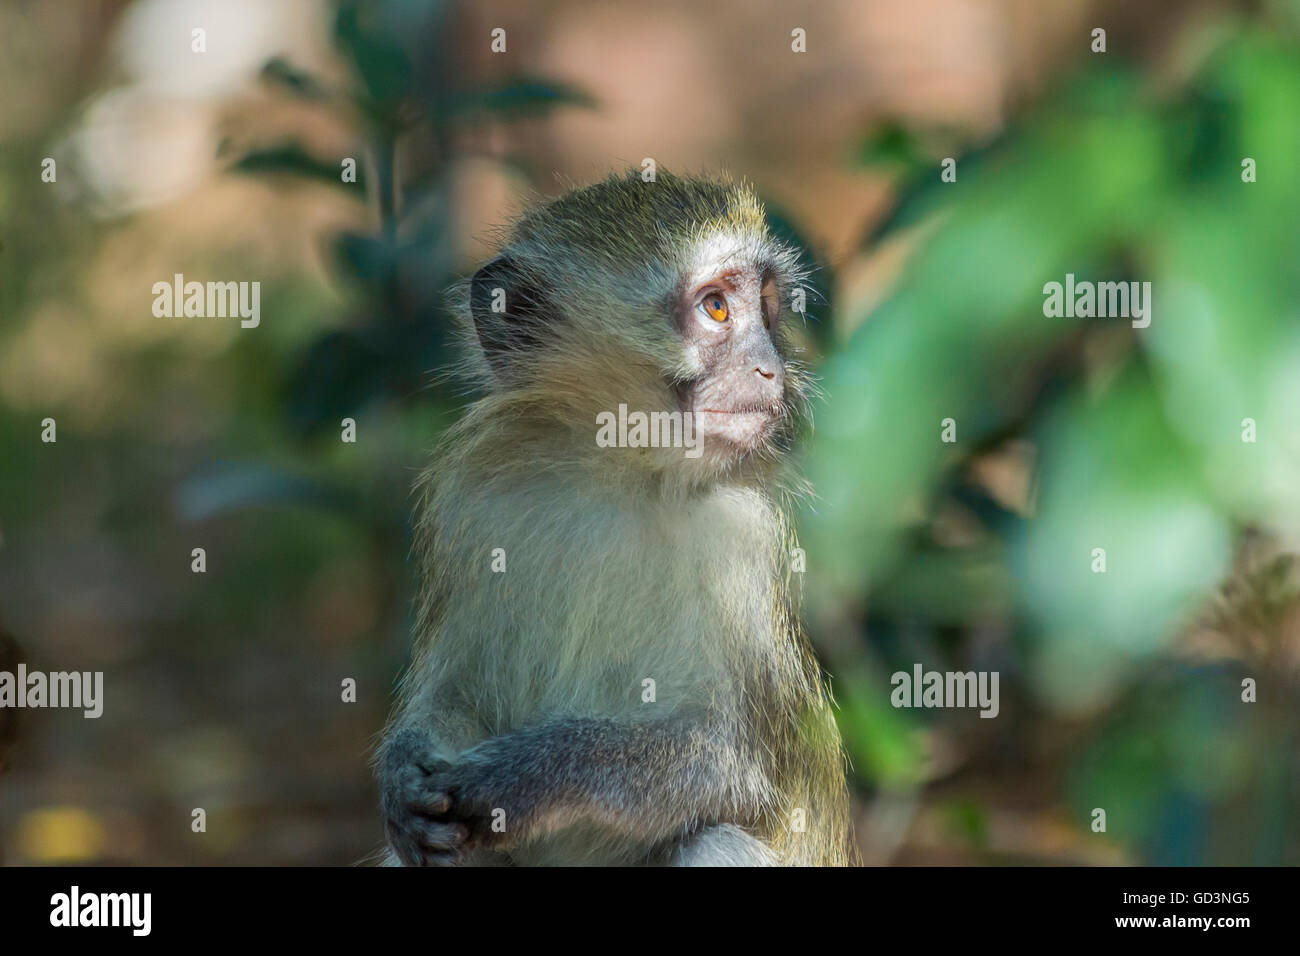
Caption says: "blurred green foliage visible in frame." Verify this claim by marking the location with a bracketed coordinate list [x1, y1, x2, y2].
[2, 0, 1297, 865]
[192, 2, 603, 524]
[246, 1, 593, 438]
[810, 22, 1300, 863]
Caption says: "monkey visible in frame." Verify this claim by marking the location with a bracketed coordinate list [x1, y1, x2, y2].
[376, 170, 854, 866]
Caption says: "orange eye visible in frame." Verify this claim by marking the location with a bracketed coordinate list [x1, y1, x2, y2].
[701, 293, 729, 322]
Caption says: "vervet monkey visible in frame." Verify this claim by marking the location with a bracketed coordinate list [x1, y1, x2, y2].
[377, 171, 853, 866]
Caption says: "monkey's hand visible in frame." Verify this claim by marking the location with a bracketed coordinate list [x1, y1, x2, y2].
[379, 728, 491, 867]
[383, 717, 749, 862]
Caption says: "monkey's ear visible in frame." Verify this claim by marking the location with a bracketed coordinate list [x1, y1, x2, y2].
[469, 256, 556, 374]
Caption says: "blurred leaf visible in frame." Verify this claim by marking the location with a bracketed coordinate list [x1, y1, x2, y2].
[1169, 82, 1237, 185]
[1068, 666, 1273, 864]
[836, 667, 927, 787]
[804, 70, 1167, 611]
[444, 77, 596, 119]
[175, 464, 357, 520]
[335, 0, 414, 110]
[283, 317, 452, 436]
[334, 232, 396, 285]
[232, 143, 365, 193]
[260, 56, 332, 101]
[763, 202, 833, 348]
[942, 799, 990, 848]
[857, 121, 930, 171]
[860, 128, 1012, 246]
[1023, 374, 1232, 709]
[284, 329, 389, 434]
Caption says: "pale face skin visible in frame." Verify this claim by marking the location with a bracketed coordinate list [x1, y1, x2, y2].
[677, 259, 786, 458]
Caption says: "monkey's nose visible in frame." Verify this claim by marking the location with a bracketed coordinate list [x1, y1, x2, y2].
[754, 366, 776, 380]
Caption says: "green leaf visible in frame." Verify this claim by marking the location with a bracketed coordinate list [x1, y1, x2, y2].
[333, 233, 395, 285]
[762, 201, 833, 347]
[335, 0, 414, 107]
[175, 464, 356, 520]
[857, 121, 929, 171]
[444, 77, 596, 119]
[836, 667, 927, 787]
[232, 144, 365, 193]
[259, 57, 331, 101]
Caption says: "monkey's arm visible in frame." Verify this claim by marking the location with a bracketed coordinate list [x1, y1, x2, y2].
[380, 715, 764, 865]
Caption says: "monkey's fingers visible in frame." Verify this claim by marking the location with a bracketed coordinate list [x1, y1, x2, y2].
[414, 754, 452, 775]
[410, 791, 452, 816]
[385, 728, 452, 777]
[412, 819, 468, 853]
[387, 816, 468, 867]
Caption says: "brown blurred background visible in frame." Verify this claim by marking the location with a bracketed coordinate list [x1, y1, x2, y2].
[1, 0, 1297, 865]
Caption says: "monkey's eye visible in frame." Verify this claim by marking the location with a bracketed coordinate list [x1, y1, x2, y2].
[700, 292, 729, 323]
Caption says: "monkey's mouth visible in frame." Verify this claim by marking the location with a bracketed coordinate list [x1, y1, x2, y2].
[698, 406, 778, 418]
[692, 403, 782, 450]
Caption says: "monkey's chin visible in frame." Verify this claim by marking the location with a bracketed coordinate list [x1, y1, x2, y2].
[692, 409, 778, 457]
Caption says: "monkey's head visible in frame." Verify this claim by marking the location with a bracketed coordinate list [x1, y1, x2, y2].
[459, 170, 812, 485]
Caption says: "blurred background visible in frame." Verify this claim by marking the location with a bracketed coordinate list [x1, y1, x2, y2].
[1, 0, 1298, 865]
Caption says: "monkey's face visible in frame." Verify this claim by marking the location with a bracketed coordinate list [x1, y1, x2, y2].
[464, 172, 809, 483]
[675, 257, 788, 459]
